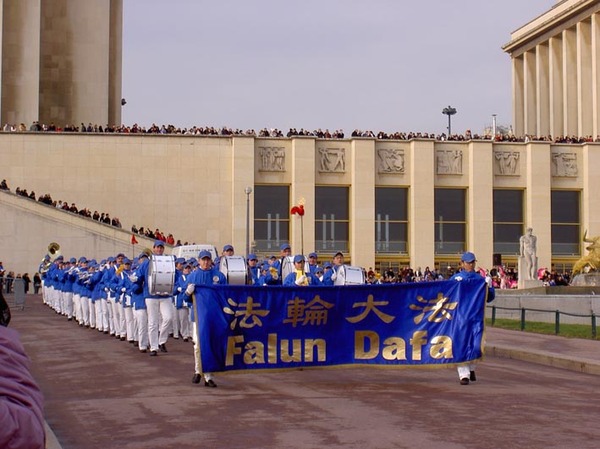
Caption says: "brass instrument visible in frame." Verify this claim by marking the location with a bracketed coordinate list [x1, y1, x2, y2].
[39, 242, 61, 273]
[142, 247, 153, 258]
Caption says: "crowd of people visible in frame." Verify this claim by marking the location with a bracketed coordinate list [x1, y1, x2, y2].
[2, 178, 180, 245]
[4, 120, 600, 145]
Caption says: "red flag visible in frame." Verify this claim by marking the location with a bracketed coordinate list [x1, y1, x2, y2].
[131, 234, 138, 245]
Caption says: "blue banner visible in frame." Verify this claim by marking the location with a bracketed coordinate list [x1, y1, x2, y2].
[194, 278, 488, 373]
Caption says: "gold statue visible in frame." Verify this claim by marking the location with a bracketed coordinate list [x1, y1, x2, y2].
[572, 231, 600, 275]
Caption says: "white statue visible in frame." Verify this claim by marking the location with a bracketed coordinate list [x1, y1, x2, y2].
[519, 227, 538, 280]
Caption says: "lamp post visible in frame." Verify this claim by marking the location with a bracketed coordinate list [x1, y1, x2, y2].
[442, 105, 457, 136]
[244, 187, 252, 255]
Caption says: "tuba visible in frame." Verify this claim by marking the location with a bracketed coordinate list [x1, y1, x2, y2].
[40, 242, 61, 273]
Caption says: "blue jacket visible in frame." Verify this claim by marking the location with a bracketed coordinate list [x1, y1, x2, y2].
[450, 269, 495, 303]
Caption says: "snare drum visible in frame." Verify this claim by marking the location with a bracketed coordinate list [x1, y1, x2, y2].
[219, 256, 248, 285]
[334, 265, 365, 286]
[148, 255, 176, 296]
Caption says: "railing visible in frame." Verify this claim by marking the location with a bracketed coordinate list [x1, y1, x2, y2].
[488, 304, 597, 338]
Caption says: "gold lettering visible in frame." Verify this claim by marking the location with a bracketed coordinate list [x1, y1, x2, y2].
[243, 341, 265, 364]
[268, 333, 277, 364]
[429, 336, 453, 359]
[410, 331, 428, 361]
[355, 331, 380, 359]
[225, 335, 244, 366]
[382, 337, 407, 360]
[304, 339, 326, 362]
[280, 339, 303, 363]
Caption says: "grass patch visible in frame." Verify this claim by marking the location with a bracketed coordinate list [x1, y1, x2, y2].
[486, 318, 600, 340]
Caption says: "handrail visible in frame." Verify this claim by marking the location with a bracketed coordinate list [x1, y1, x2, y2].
[488, 304, 597, 338]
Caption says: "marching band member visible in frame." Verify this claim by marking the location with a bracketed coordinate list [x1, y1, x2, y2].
[257, 261, 279, 286]
[173, 261, 192, 342]
[214, 244, 234, 271]
[130, 253, 150, 353]
[450, 251, 495, 385]
[62, 257, 77, 320]
[283, 254, 321, 286]
[307, 252, 319, 275]
[315, 265, 324, 283]
[103, 254, 122, 337]
[109, 254, 128, 341]
[184, 249, 227, 387]
[75, 258, 92, 327]
[115, 258, 138, 345]
[171, 258, 186, 339]
[246, 254, 260, 285]
[90, 261, 105, 332]
[322, 251, 344, 286]
[131, 240, 173, 356]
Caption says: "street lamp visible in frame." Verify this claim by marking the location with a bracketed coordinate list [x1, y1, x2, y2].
[442, 105, 457, 136]
[244, 186, 252, 255]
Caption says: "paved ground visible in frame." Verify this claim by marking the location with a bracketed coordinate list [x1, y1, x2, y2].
[6, 294, 600, 449]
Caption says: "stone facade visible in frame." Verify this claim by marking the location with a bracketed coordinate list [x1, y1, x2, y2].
[1, 133, 600, 275]
[504, 0, 600, 138]
[0, 0, 122, 128]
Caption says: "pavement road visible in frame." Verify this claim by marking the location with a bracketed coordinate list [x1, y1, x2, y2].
[7, 295, 600, 449]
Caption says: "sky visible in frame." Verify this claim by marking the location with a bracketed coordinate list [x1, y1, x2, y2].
[122, 0, 557, 135]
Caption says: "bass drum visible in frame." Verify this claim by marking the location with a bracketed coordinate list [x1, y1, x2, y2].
[219, 255, 248, 285]
[334, 265, 365, 286]
[148, 255, 176, 296]
[279, 256, 310, 281]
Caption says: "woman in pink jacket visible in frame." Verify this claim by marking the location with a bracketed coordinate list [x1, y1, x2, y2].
[0, 290, 45, 449]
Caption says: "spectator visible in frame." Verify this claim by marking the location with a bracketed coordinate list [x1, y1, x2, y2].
[33, 273, 42, 295]
[0, 296, 46, 449]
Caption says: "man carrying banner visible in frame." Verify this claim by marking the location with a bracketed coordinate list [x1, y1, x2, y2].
[185, 249, 227, 387]
[450, 251, 495, 385]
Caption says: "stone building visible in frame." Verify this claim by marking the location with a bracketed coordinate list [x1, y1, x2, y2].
[0, 0, 123, 129]
[1, 0, 599, 277]
[504, 0, 600, 138]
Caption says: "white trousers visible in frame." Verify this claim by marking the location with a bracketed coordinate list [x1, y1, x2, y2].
[457, 364, 475, 379]
[124, 306, 137, 342]
[145, 297, 173, 351]
[134, 308, 149, 351]
[191, 321, 212, 381]
[63, 291, 73, 318]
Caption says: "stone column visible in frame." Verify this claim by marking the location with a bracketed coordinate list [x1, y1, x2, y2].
[350, 139, 375, 269]
[577, 20, 593, 137]
[549, 35, 564, 137]
[524, 50, 537, 135]
[467, 141, 494, 268]
[563, 27, 578, 136]
[513, 56, 525, 137]
[536, 43, 550, 137]
[291, 138, 316, 256]
[409, 139, 435, 271]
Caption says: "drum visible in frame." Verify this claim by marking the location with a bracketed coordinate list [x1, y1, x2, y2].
[279, 256, 310, 281]
[148, 255, 176, 296]
[334, 265, 365, 286]
[220, 256, 247, 285]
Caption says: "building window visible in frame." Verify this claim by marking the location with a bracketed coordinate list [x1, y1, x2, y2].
[375, 187, 408, 254]
[434, 188, 466, 255]
[315, 186, 349, 252]
[253, 185, 289, 252]
[551, 190, 580, 256]
[493, 189, 524, 255]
